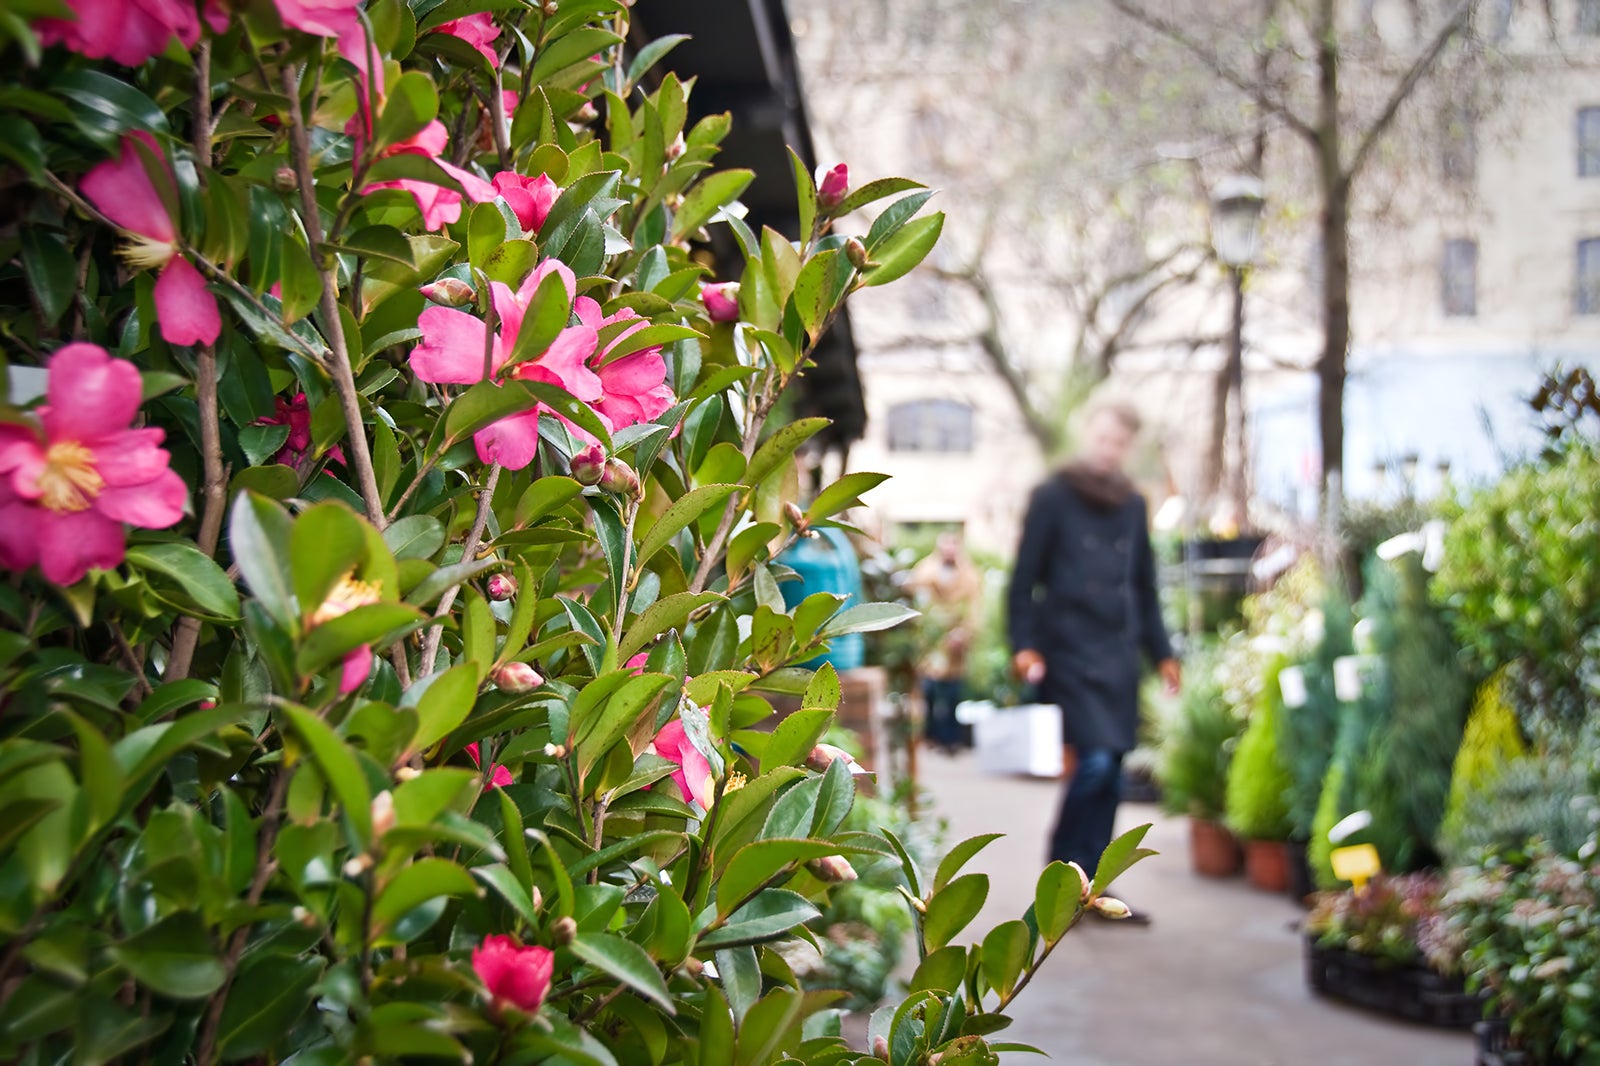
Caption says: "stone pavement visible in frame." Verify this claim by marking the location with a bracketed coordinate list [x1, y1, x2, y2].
[915, 750, 1474, 1066]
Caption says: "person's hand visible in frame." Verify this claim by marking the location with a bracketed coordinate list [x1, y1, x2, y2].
[1159, 657, 1182, 696]
[1013, 649, 1046, 686]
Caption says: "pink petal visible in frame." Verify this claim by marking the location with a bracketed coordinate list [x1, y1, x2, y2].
[0, 484, 40, 574]
[92, 428, 171, 487]
[37, 506, 126, 586]
[489, 280, 525, 367]
[515, 257, 577, 308]
[337, 24, 385, 96]
[390, 120, 450, 158]
[473, 408, 543, 471]
[95, 467, 187, 529]
[273, 0, 362, 37]
[410, 306, 493, 384]
[80, 132, 174, 243]
[436, 159, 498, 204]
[433, 12, 500, 66]
[154, 256, 222, 346]
[512, 325, 602, 402]
[465, 741, 483, 767]
[489, 765, 514, 788]
[39, 343, 142, 444]
[339, 646, 374, 694]
[0, 425, 47, 502]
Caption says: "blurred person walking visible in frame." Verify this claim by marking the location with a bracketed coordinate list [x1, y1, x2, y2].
[1007, 403, 1180, 919]
[907, 532, 984, 753]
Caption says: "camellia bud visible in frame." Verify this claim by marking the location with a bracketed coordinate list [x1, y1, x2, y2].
[395, 766, 422, 782]
[599, 458, 642, 498]
[1090, 896, 1131, 920]
[574, 102, 599, 124]
[700, 282, 740, 323]
[370, 790, 396, 838]
[420, 277, 476, 307]
[1067, 861, 1092, 903]
[544, 742, 568, 759]
[873, 1036, 889, 1060]
[273, 166, 297, 194]
[569, 443, 606, 485]
[805, 742, 861, 774]
[292, 905, 318, 929]
[844, 237, 870, 270]
[910, 895, 927, 914]
[491, 661, 544, 694]
[551, 916, 578, 945]
[542, 0, 558, 14]
[531, 887, 543, 912]
[806, 855, 858, 883]
[666, 132, 686, 162]
[818, 163, 849, 210]
[487, 573, 518, 601]
[343, 854, 373, 879]
[784, 501, 808, 531]
[680, 956, 705, 978]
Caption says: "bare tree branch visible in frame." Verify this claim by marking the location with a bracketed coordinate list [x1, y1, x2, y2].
[1344, 0, 1474, 180]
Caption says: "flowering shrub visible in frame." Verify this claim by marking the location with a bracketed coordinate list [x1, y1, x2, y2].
[1440, 843, 1600, 1062]
[1307, 873, 1458, 973]
[0, 4, 1150, 1063]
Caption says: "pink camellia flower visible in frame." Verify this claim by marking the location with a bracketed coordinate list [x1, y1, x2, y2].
[492, 172, 559, 234]
[572, 298, 675, 432]
[648, 718, 715, 808]
[253, 392, 345, 474]
[35, 0, 225, 67]
[700, 282, 739, 323]
[465, 742, 515, 789]
[818, 163, 849, 210]
[273, 0, 363, 37]
[490, 661, 543, 694]
[431, 12, 500, 66]
[0, 344, 187, 586]
[80, 132, 221, 347]
[624, 652, 650, 674]
[308, 571, 384, 694]
[486, 573, 517, 601]
[409, 258, 601, 470]
[472, 935, 553, 1014]
[358, 120, 497, 232]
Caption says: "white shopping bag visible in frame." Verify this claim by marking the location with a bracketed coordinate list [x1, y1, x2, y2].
[972, 703, 1063, 778]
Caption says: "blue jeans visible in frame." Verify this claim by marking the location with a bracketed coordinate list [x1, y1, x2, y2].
[1048, 748, 1124, 872]
[922, 678, 969, 749]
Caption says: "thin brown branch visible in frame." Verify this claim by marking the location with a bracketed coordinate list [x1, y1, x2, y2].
[1344, 0, 1473, 181]
[166, 342, 228, 682]
[418, 464, 503, 676]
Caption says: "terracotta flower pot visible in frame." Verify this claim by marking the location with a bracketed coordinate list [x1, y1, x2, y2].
[1189, 817, 1243, 877]
[1244, 838, 1291, 893]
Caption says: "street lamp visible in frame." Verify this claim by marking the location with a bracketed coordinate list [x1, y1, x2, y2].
[1210, 175, 1266, 531]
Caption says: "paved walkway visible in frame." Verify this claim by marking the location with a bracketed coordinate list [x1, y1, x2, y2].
[916, 750, 1473, 1066]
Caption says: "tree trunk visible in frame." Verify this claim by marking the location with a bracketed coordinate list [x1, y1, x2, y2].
[1315, 0, 1349, 513]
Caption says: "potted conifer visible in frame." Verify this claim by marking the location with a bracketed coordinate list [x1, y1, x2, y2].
[1225, 658, 1296, 891]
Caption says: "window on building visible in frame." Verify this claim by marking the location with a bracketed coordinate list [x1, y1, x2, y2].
[1582, 0, 1600, 35]
[1441, 106, 1477, 183]
[1578, 239, 1600, 315]
[1580, 108, 1600, 176]
[887, 399, 975, 453]
[1441, 239, 1478, 317]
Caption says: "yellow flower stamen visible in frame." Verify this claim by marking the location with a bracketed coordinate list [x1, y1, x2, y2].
[723, 772, 748, 795]
[309, 571, 383, 626]
[37, 441, 103, 513]
[119, 234, 178, 271]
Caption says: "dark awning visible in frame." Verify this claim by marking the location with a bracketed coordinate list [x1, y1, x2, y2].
[631, 0, 866, 451]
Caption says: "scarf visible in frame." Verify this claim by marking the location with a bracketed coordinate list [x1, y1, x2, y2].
[1060, 460, 1136, 512]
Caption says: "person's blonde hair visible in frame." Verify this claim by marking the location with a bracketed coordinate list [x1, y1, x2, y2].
[1087, 400, 1142, 435]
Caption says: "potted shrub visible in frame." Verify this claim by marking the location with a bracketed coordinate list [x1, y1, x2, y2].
[1304, 872, 1478, 1028]
[1157, 643, 1245, 876]
[1224, 657, 1295, 891]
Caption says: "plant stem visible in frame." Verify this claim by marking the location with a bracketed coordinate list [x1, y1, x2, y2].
[167, 342, 227, 682]
[609, 498, 639, 649]
[586, 797, 607, 885]
[280, 62, 388, 530]
[418, 463, 503, 676]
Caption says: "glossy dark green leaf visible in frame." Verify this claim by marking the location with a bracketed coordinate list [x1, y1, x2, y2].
[830, 176, 925, 218]
[863, 212, 944, 287]
[636, 484, 740, 568]
[229, 491, 297, 631]
[297, 603, 423, 677]
[865, 190, 935, 252]
[817, 602, 919, 640]
[372, 857, 479, 936]
[1091, 822, 1157, 896]
[279, 702, 373, 847]
[289, 502, 369, 619]
[373, 70, 440, 152]
[382, 514, 446, 561]
[215, 954, 322, 1059]
[806, 471, 890, 522]
[742, 417, 828, 488]
[923, 873, 989, 953]
[107, 911, 225, 1000]
[123, 542, 241, 622]
[569, 932, 674, 1012]
[981, 920, 1032, 1000]
[671, 169, 754, 242]
[20, 228, 73, 326]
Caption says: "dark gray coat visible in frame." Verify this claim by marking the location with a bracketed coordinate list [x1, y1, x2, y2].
[1006, 476, 1173, 754]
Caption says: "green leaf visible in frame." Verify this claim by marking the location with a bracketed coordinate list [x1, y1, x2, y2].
[409, 663, 479, 755]
[760, 708, 833, 774]
[574, 672, 674, 780]
[1091, 823, 1157, 896]
[697, 983, 735, 1066]
[865, 190, 935, 252]
[617, 591, 724, 665]
[468, 199, 512, 268]
[671, 169, 755, 242]
[513, 475, 584, 526]
[66, 711, 121, 833]
[981, 920, 1032, 1000]
[279, 702, 373, 848]
[909, 945, 968, 995]
[229, 491, 296, 630]
[1033, 861, 1083, 945]
[56, 68, 168, 143]
[569, 933, 674, 1013]
[811, 756, 855, 836]
[297, 603, 424, 677]
[108, 911, 225, 1000]
[818, 602, 919, 639]
[0, 115, 45, 184]
[372, 857, 480, 936]
[803, 662, 840, 709]
[863, 212, 944, 286]
[743, 418, 829, 488]
[791, 249, 841, 340]
[697, 889, 820, 948]
[789, 147, 817, 246]
[831, 176, 925, 217]
[442, 379, 541, 446]
[717, 839, 848, 918]
[806, 471, 890, 522]
[289, 502, 369, 619]
[504, 264, 575, 368]
[636, 484, 741, 568]
[626, 33, 689, 86]
[373, 70, 440, 152]
[460, 587, 496, 675]
[215, 954, 322, 1059]
[934, 833, 1004, 894]
[472, 862, 541, 927]
[123, 542, 241, 622]
[595, 323, 704, 367]
[923, 873, 989, 952]
[382, 514, 446, 561]
[325, 224, 417, 267]
[528, 27, 622, 84]
[20, 228, 73, 326]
